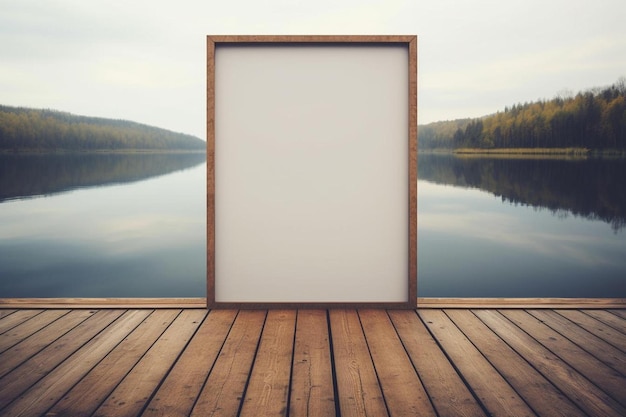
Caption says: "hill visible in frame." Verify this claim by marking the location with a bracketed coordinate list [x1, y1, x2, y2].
[0, 105, 205, 152]
[419, 77, 626, 151]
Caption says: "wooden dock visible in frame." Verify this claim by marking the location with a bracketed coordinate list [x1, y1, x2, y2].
[0, 307, 624, 417]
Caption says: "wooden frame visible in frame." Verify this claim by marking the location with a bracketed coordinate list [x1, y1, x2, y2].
[207, 35, 418, 308]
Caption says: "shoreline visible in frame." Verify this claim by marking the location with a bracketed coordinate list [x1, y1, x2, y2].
[421, 147, 626, 158]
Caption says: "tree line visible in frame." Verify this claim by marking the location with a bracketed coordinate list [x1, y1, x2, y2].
[419, 77, 626, 150]
[0, 105, 206, 152]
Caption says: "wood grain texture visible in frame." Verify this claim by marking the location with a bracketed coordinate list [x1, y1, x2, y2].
[46, 309, 174, 417]
[0, 309, 96, 379]
[388, 309, 487, 417]
[359, 309, 436, 416]
[582, 309, 626, 332]
[289, 310, 336, 417]
[609, 309, 626, 319]
[418, 297, 626, 308]
[408, 36, 418, 307]
[209, 35, 416, 43]
[0, 309, 41, 333]
[0, 309, 69, 354]
[419, 309, 536, 417]
[475, 309, 626, 417]
[92, 309, 206, 417]
[447, 309, 586, 417]
[0, 298, 206, 308]
[239, 310, 297, 417]
[0, 307, 621, 416]
[1, 310, 150, 417]
[0, 309, 123, 410]
[556, 309, 626, 351]
[500, 309, 626, 407]
[190, 310, 267, 417]
[0, 310, 16, 319]
[143, 309, 237, 417]
[527, 309, 626, 375]
[329, 309, 389, 417]
[206, 35, 216, 309]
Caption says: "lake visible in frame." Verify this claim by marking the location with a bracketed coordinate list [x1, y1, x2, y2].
[0, 153, 207, 298]
[0, 152, 624, 298]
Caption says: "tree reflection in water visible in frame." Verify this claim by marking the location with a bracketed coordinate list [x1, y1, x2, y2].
[418, 153, 626, 232]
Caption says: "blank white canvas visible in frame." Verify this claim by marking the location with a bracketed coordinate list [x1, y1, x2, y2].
[214, 44, 409, 302]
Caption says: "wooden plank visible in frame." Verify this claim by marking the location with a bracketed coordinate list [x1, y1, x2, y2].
[609, 309, 626, 320]
[418, 298, 626, 308]
[418, 309, 536, 417]
[0, 309, 95, 378]
[45, 309, 179, 417]
[190, 310, 267, 417]
[0, 309, 69, 354]
[446, 309, 586, 417]
[500, 309, 626, 407]
[0, 298, 206, 308]
[142, 309, 238, 417]
[388, 310, 486, 417]
[582, 309, 626, 333]
[239, 309, 297, 417]
[528, 309, 626, 375]
[0, 309, 41, 334]
[289, 310, 336, 417]
[359, 309, 436, 417]
[0, 309, 152, 417]
[0, 310, 16, 319]
[328, 309, 389, 417]
[556, 309, 626, 352]
[91, 309, 205, 417]
[0, 309, 124, 411]
[475, 309, 626, 417]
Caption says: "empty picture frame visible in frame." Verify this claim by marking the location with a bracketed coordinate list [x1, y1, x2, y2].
[207, 35, 417, 308]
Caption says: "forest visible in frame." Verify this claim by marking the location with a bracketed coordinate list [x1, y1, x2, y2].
[0, 105, 205, 152]
[419, 78, 626, 150]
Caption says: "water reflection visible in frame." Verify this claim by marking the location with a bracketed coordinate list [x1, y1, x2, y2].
[418, 153, 626, 232]
[0, 154, 206, 298]
[0, 152, 206, 202]
[418, 153, 626, 298]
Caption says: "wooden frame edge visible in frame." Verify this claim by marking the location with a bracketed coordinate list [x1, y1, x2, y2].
[0, 298, 207, 309]
[208, 35, 416, 43]
[408, 36, 418, 308]
[210, 302, 415, 310]
[207, 35, 418, 309]
[417, 298, 626, 309]
[207, 36, 216, 309]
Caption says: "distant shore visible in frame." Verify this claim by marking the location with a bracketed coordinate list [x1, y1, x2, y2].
[422, 147, 626, 158]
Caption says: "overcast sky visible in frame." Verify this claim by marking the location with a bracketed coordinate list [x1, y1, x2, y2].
[1, 0, 625, 139]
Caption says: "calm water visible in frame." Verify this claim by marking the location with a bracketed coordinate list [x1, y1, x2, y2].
[0, 152, 625, 298]
[0, 153, 207, 297]
[418, 153, 626, 297]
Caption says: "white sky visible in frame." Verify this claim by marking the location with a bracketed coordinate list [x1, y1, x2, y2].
[1, 0, 625, 139]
